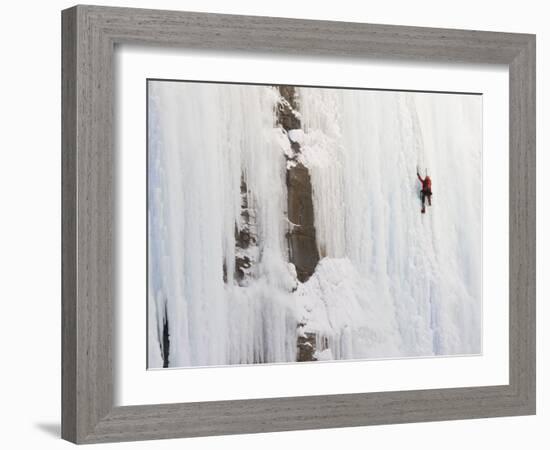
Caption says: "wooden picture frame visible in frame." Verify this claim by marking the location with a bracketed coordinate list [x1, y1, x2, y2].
[61, 4, 536, 444]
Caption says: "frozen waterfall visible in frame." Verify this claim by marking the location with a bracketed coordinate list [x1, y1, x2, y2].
[147, 80, 482, 369]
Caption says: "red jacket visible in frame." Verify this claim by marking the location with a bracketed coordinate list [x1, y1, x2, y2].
[417, 174, 432, 191]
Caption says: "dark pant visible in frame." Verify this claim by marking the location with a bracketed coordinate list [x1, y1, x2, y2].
[421, 189, 432, 207]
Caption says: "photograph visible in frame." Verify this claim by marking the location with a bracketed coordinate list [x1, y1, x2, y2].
[0, 0, 539, 446]
[147, 80, 482, 369]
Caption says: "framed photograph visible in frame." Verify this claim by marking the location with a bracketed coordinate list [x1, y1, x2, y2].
[62, 5, 536, 444]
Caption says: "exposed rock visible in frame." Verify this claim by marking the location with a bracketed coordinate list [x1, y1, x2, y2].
[297, 331, 317, 362]
[235, 254, 252, 280]
[234, 175, 258, 285]
[162, 303, 170, 368]
[277, 85, 302, 130]
[278, 86, 320, 283]
[286, 162, 320, 282]
[277, 86, 322, 361]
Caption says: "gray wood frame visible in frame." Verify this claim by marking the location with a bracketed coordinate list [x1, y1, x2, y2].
[62, 4, 536, 444]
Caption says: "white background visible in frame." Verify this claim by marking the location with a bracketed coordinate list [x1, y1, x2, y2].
[117, 49, 509, 405]
[0, 0, 546, 449]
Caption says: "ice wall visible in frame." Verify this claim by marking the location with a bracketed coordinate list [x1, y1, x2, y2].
[148, 81, 482, 368]
[148, 82, 298, 367]
[298, 88, 482, 357]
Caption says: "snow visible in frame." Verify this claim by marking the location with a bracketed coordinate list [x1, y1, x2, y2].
[314, 348, 334, 361]
[295, 257, 402, 359]
[287, 129, 305, 144]
[148, 81, 482, 368]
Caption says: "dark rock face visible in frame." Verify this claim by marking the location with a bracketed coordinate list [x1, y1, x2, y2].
[162, 303, 170, 368]
[235, 254, 252, 281]
[223, 174, 257, 286]
[278, 85, 302, 130]
[297, 330, 330, 362]
[278, 86, 320, 284]
[286, 162, 320, 282]
[297, 331, 317, 362]
[234, 175, 257, 285]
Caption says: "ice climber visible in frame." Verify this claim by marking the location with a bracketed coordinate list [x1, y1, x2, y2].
[417, 170, 432, 214]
